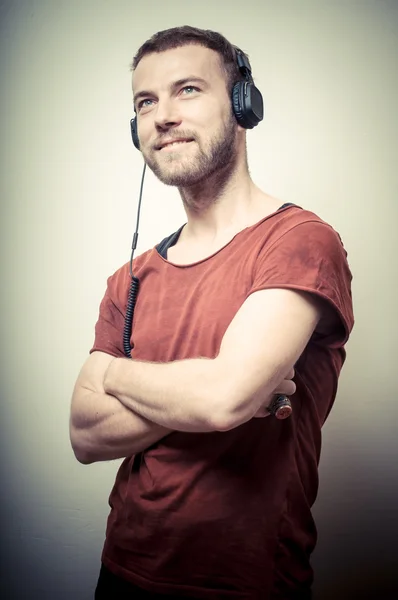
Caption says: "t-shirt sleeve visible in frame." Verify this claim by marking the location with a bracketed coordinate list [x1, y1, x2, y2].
[90, 270, 129, 358]
[249, 219, 354, 348]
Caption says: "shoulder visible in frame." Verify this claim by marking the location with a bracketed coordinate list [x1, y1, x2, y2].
[254, 205, 348, 257]
[249, 206, 354, 344]
[271, 205, 339, 232]
[104, 247, 156, 301]
[256, 206, 352, 281]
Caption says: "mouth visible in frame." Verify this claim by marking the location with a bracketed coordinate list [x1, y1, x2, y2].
[156, 138, 194, 151]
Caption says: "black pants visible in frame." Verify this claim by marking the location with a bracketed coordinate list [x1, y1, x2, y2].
[95, 564, 191, 599]
[95, 563, 312, 599]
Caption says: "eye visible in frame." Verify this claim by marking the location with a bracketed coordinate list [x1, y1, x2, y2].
[137, 98, 155, 111]
[181, 85, 199, 95]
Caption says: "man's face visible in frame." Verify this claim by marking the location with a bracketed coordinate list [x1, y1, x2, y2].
[132, 44, 238, 187]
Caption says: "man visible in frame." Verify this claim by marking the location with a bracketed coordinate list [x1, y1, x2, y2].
[70, 26, 354, 600]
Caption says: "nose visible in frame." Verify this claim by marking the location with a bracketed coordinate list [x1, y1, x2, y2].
[154, 98, 182, 132]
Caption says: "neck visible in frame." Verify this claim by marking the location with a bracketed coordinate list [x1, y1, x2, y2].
[177, 155, 278, 243]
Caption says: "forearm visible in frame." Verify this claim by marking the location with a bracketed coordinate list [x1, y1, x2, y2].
[70, 389, 172, 464]
[103, 356, 274, 432]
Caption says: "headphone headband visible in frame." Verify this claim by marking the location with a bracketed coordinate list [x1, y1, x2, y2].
[234, 47, 253, 80]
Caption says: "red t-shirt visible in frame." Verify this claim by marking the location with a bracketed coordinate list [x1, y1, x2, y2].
[90, 206, 354, 599]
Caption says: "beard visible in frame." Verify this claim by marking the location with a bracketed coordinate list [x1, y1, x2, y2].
[142, 114, 238, 188]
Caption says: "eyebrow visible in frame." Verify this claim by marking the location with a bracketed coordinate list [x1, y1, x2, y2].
[133, 76, 208, 106]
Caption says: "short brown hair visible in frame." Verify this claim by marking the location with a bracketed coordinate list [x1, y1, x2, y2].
[130, 25, 249, 93]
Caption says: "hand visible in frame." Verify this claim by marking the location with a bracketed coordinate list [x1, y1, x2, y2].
[253, 368, 296, 418]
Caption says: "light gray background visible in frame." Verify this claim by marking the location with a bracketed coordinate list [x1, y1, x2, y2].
[1, 1, 397, 598]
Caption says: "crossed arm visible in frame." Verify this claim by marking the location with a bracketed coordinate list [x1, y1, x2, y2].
[70, 287, 324, 464]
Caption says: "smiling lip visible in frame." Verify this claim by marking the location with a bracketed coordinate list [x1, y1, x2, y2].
[157, 138, 194, 150]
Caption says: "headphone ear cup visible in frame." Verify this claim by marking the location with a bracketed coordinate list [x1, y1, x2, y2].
[231, 81, 264, 129]
[232, 82, 245, 126]
[130, 117, 140, 150]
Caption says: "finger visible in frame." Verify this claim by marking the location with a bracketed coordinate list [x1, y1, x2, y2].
[274, 379, 296, 396]
[285, 367, 295, 380]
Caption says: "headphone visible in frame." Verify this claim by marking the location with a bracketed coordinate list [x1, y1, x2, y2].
[130, 47, 264, 150]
